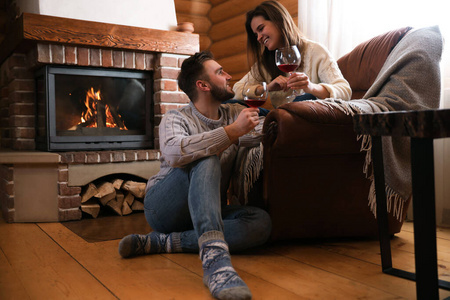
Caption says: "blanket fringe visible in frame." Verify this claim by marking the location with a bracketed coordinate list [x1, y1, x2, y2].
[242, 143, 263, 204]
[357, 134, 372, 176]
[368, 181, 407, 221]
[360, 135, 407, 221]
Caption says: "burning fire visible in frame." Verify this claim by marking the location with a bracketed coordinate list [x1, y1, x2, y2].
[79, 87, 128, 130]
[81, 88, 99, 124]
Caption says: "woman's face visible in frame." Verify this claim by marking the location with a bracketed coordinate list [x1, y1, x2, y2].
[250, 15, 283, 51]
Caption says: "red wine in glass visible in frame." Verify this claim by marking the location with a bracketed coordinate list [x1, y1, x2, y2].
[242, 82, 268, 135]
[245, 98, 266, 108]
[242, 82, 268, 107]
[275, 45, 303, 101]
[277, 63, 299, 73]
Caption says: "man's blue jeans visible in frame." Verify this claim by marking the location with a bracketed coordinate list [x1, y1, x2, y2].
[144, 156, 272, 253]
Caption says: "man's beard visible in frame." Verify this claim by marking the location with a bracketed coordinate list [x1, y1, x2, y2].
[209, 83, 235, 103]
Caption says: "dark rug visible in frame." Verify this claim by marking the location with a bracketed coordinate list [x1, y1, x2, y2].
[62, 212, 152, 243]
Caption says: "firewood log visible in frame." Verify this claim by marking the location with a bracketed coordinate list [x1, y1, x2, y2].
[81, 182, 98, 203]
[97, 100, 106, 127]
[122, 181, 146, 198]
[99, 190, 116, 206]
[131, 199, 144, 211]
[116, 190, 125, 209]
[124, 192, 135, 206]
[75, 118, 96, 128]
[95, 182, 115, 198]
[108, 106, 126, 130]
[81, 200, 101, 218]
[111, 178, 124, 190]
[106, 199, 123, 216]
[122, 201, 133, 216]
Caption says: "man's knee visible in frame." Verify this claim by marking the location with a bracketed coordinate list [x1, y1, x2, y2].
[252, 208, 272, 244]
[193, 156, 221, 174]
[199, 155, 220, 166]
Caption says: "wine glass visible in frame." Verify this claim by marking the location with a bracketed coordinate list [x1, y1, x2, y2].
[275, 45, 304, 101]
[242, 81, 268, 136]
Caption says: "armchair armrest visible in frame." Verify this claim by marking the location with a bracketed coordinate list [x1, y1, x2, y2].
[263, 101, 361, 157]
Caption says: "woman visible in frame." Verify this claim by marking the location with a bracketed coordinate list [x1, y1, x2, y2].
[233, 0, 351, 108]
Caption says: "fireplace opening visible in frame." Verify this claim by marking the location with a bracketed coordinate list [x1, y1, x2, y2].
[36, 66, 154, 151]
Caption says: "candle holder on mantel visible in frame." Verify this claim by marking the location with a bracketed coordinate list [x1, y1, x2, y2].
[176, 22, 194, 33]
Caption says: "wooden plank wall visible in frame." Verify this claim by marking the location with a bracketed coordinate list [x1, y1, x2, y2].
[174, 0, 213, 50]
[175, 0, 297, 86]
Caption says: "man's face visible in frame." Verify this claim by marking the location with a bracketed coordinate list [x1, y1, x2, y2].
[203, 60, 235, 102]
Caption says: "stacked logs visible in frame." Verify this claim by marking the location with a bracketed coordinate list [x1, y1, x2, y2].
[80, 179, 146, 218]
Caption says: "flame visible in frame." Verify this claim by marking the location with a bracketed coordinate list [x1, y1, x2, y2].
[78, 87, 128, 130]
[81, 87, 100, 126]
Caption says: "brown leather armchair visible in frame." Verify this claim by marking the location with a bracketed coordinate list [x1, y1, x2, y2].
[262, 27, 412, 241]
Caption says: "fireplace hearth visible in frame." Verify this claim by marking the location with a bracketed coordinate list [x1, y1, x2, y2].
[35, 66, 153, 151]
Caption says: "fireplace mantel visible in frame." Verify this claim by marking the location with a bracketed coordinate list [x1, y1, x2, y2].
[0, 12, 199, 64]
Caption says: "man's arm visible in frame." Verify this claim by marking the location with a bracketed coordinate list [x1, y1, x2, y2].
[160, 110, 231, 167]
[160, 107, 261, 167]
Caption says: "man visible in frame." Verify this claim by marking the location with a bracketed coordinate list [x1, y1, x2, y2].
[118, 51, 272, 300]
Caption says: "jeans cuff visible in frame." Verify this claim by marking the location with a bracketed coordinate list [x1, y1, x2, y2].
[171, 232, 183, 252]
[198, 230, 225, 248]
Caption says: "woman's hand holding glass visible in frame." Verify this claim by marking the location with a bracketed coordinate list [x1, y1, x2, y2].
[286, 72, 310, 92]
[275, 45, 304, 101]
[267, 75, 289, 92]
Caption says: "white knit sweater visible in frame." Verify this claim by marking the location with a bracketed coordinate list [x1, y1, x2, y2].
[233, 39, 351, 108]
[146, 102, 263, 192]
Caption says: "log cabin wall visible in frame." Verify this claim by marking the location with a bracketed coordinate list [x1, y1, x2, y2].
[174, 0, 213, 50]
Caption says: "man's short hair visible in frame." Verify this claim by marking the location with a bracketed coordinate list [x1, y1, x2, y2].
[177, 51, 214, 101]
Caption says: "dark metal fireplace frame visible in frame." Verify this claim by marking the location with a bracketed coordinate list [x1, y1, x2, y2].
[35, 65, 154, 151]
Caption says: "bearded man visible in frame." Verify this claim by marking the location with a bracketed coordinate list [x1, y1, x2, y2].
[118, 51, 271, 300]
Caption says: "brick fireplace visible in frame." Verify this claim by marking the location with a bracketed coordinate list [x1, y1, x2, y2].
[0, 13, 199, 222]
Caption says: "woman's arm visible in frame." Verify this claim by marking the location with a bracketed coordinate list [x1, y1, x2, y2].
[298, 40, 351, 100]
[232, 70, 263, 100]
[233, 64, 294, 108]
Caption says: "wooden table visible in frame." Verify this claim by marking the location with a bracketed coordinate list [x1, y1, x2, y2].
[353, 109, 450, 300]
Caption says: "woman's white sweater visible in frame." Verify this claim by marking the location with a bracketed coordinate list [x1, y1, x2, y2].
[233, 39, 351, 108]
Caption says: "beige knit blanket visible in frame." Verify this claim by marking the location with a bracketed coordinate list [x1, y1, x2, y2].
[316, 25, 443, 219]
[229, 143, 263, 205]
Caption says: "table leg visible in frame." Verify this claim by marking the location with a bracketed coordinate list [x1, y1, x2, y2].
[410, 137, 439, 299]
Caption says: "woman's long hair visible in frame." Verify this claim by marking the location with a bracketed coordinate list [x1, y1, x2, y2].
[245, 1, 305, 80]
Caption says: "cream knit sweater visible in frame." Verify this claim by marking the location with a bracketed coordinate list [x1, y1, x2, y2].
[233, 39, 351, 108]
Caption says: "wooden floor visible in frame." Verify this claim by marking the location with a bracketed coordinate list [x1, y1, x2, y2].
[1, 218, 450, 300]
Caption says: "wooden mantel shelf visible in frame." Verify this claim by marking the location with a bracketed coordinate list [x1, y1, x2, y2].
[0, 13, 200, 64]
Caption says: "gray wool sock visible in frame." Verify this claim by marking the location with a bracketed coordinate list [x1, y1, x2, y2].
[199, 231, 252, 300]
[118, 231, 182, 258]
